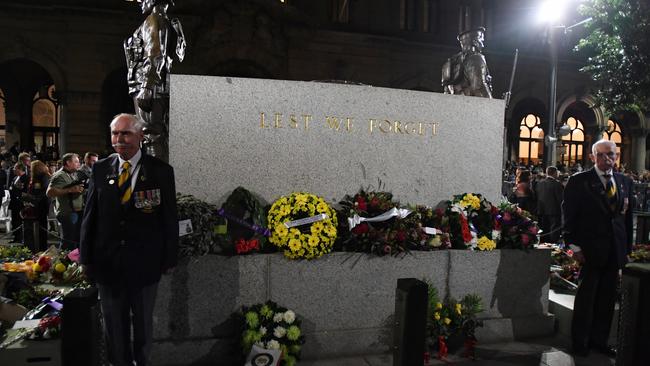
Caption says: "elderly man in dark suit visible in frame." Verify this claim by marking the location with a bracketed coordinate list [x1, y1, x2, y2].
[562, 139, 633, 358]
[80, 113, 178, 366]
[535, 166, 564, 243]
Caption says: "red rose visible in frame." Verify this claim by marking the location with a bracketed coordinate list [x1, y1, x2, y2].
[459, 214, 472, 243]
[248, 239, 260, 251]
[521, 234, 531, 246]
[352, 223, 369, 235]
[38, 256, 51, 272]
[235, 239, 247, 254]
[396, 230, 407, 242]
[369, 197, 380, 209]
[355, 196, 367, 211]
[529, 226, 538, 235]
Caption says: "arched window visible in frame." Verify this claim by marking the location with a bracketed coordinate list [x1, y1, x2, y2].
[602, 119, 623, 166]
[32, 84, 60, 153]
[560, 117, 585, 166]
[518, 114, 544, 164]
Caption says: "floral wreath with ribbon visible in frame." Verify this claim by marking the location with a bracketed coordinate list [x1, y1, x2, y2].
[337, 187, 422, 255]
[267, 192, 338, 259]
[215, 187, 270, 255]
[451, 193, 498, 251]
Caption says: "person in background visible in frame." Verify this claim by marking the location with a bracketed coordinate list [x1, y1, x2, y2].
[80, 113, 178, 366]
[509, 169, 536, 215]
[535, 166, 564, 243]
[47, 153, 84, 250]
[562, 139, 633, 358]
[18, 152, 31, 176]
[21, 160, 50, 252]
[79, 152, 99, 180]
[9, 164, 27, 243]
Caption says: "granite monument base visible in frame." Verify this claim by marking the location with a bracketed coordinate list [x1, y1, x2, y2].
[150, 249, 552, 365]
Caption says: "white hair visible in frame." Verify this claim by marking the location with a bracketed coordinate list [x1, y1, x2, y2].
[110, 113, 145, 132]
[591, 139, 616, 155]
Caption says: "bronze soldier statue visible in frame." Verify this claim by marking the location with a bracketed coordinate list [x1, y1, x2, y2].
[441, 27, 492, 98]
[125, 0, 186, 161]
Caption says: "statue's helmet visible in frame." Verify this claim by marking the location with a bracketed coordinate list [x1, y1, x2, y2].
[457, 27, 486, 50]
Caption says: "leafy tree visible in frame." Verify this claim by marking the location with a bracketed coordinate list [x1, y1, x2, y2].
[575, 0, 650, 113]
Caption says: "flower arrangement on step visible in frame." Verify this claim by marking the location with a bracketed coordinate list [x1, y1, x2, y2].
[240, 301, 304, 366]
[426, 285, 483, 360]
[494, 199, 539, 249]
[214, 187, 270, 255]
[336, 186, 420, 255]
[267, 192, 338, 259]
[550, 245, 580, 291]
[630, 244, 650, 263]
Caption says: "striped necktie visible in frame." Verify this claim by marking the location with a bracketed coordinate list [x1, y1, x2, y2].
[118, 161, 132, 205]
[604, 174, 616, 210]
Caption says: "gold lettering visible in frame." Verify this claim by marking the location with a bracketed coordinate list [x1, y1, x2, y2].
[326, 116, 341, 131]
[274, 113, 282, 128]
[368, 119, 378, 133]
[431, 122, 438, 136]
[379, 120, 392, 133]
[418, 122, 424, 136]
[260, 112, 268, 128]
[346, 117, 354, 132]
[289, 114, 298, 128]
[403, 122, 417, 135]
[393, 120, 404, 134]
[302, 114, 312, 130]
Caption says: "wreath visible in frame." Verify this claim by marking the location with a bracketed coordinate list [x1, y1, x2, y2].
[267, 192, 338, 259]
[336, 187, 421, 255]
[451, 193, 498, 251]
[216, 187, 269, 255]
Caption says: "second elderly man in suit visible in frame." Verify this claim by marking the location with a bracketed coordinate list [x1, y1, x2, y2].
[80, 113, 178, 366]
[562, 139, 633, 358]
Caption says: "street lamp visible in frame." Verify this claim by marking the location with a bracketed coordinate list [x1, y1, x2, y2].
[539, 0, 591, 167]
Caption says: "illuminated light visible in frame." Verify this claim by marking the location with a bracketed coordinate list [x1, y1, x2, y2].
[538, 0, 566, 24]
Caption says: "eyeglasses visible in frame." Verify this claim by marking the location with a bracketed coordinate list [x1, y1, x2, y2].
[596, 152, 617, 159]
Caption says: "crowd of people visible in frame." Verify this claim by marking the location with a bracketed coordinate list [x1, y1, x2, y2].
[503, 157, 650, 243]
[1, 147, 99, 253]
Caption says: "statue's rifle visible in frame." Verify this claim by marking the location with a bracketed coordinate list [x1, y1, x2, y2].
[503, 49, 519, 110]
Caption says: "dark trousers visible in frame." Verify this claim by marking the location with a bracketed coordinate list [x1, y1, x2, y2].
[23, 215, 48, 253]
[10, 208, 22, 242]
[571, 264, 618, 349]
[98, 282, 158, 366]
[539, 214, 561, 243]
[57, 212, 82, 250]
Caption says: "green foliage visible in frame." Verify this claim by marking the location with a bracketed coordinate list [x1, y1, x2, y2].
[0, 245, 32, 261]
[176, 193, 222, 257]
[576, 0, 650, 112]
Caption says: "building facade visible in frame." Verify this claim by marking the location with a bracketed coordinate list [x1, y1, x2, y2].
[0, 0, 647, 170]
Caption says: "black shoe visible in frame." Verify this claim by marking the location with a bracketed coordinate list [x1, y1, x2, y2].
[592, 345, 616, 357]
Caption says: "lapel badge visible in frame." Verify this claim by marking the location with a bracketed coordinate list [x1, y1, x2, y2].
[109, 179, 115, 185]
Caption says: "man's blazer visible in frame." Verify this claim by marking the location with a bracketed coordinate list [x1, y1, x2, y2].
[562, 168, 633, 268]
[80, 151, 178, 286]
[535, 177, 563, 216]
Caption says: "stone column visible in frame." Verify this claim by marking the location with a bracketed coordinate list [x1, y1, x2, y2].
[631, 130, 647, 172]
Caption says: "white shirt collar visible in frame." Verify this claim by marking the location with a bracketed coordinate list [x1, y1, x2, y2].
[118, 149, 142, 172]
[594, 166, 613, 177]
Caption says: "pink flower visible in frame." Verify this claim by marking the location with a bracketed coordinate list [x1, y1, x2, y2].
[503, 212, 512, 222]
[529, 226, 538, 234]
[521, 234, 530, 245]
[383, 245, 392, 254]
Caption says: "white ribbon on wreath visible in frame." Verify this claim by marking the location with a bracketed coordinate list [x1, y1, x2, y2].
[348, 207, 412, 230]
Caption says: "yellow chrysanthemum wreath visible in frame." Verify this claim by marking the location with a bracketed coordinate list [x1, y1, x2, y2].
[268, 192, 338, 259]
